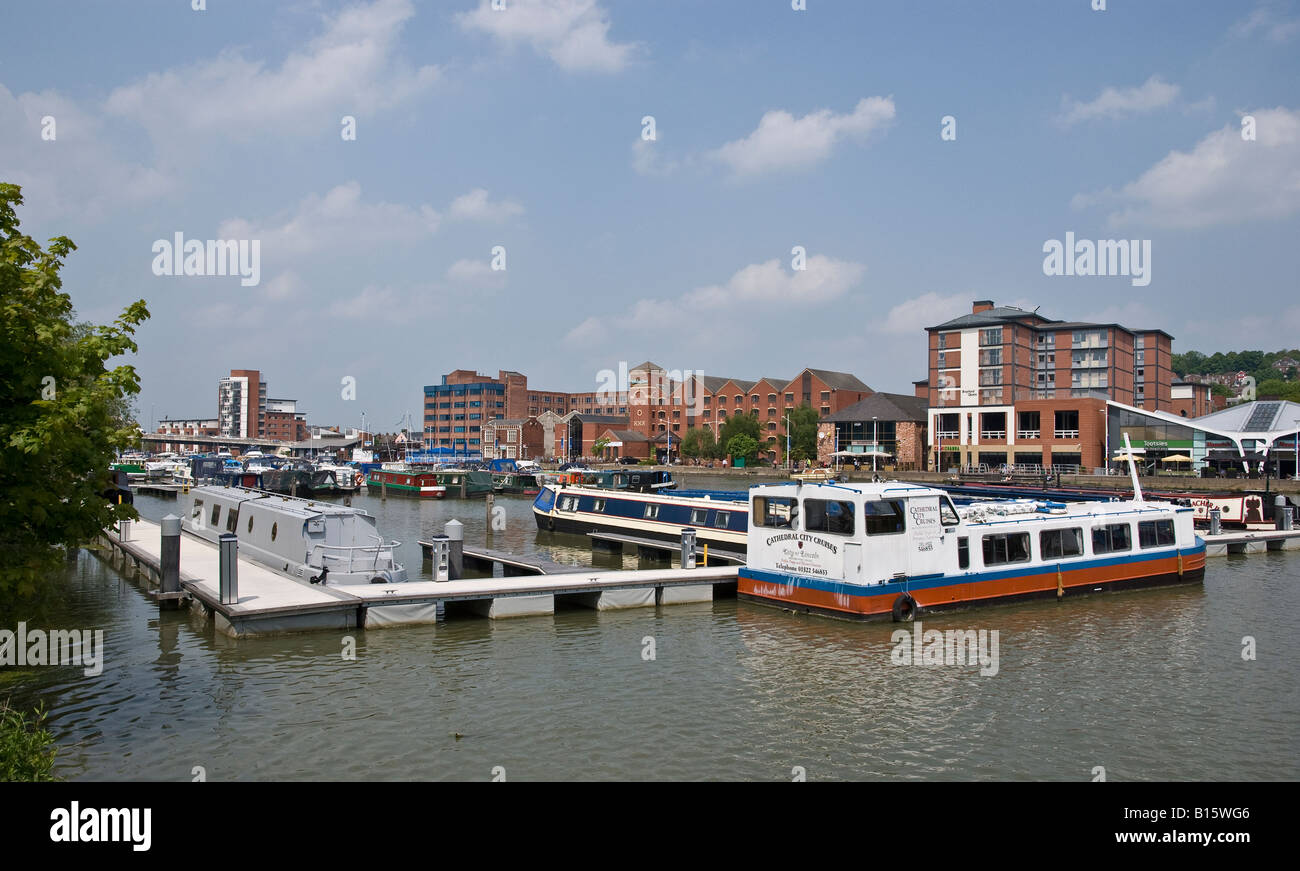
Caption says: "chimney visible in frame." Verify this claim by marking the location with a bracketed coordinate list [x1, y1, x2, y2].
[973, 300, 994, 313]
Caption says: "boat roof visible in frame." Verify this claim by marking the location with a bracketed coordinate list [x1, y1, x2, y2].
[190, 485, 372, 519]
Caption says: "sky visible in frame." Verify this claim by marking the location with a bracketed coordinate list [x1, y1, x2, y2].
[3, 0, 1298, 433]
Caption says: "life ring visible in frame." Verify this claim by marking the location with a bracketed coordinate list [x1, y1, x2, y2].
[891, 593, 918, 623]
[355, 472, 364, 487]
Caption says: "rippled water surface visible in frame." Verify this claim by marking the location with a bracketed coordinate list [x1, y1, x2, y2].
[4, 481, 1297, 781]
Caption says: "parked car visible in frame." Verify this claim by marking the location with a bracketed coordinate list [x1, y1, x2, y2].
[617, 456, 640, 465]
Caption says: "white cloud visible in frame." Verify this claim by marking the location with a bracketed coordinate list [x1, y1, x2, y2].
[631, 138, 679, 177]
[565, 254, 865, 344]
[263, 270, 303, 301]
[1057, 76, 1180, 126]
[1232, 4, 1300, 42]
[457, 0, 637, 73]
[1072, 106, 1300, 228]
[219, 181, 440, 258]
[0, 85, 176, 223]
[105, 0, 439, 142]
[447, 188, 524, 222]
[446, 257, 506, 288]
[711, 97, 895, 177]
[326, 284, 416, 323]
[879, 292, 973, 335]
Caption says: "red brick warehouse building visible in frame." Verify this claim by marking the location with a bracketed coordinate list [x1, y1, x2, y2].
[921, 300, 1175, 472]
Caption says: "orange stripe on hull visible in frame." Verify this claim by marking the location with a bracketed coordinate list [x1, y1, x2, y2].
[739, 552, 1206, 619]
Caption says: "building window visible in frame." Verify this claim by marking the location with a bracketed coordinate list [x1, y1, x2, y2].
[785, 393, 794, 403]
[980, 327, 1003, 346]
[979, 348, 1002, 367]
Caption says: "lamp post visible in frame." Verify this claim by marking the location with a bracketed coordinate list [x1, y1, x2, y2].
[783, 415, 793, 470]
[1294, 419, 1299, 481]
[872, 416, 879, 474]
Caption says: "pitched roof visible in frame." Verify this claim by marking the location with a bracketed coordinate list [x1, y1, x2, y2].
[927, 306, 1051, 331]
[604, 429, 653, 442]
[801, 368, 872, 392]
[630, 361, 663, 372]
[823, 391, 929, 422]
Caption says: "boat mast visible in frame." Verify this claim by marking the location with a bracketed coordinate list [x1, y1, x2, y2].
[1123, 433, 1144, 503]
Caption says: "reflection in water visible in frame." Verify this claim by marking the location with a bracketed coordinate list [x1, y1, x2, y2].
[0, 489, 1294, 781]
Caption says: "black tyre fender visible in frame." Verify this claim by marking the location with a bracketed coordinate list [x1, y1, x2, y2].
[547, 516, 555, 532]
[891, 593, 919, 623]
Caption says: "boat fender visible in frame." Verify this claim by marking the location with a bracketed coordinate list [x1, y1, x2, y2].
[547, 516, 555, 532]
[891, 593, 918, 623]
[309, 567, 329, 586]
[370, 574, 388, 584]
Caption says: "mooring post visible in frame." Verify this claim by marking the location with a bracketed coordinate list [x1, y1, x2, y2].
[680, 527, 697, 569]
[445, 519, 464, 580]
[381, 478, 387, 500]
[1276, 496, 1292, 531]
[218, 532, 238, 605]
[1209, 508, 1221, 536]
[160, 514, 181, 601]
[119, 518, 132, 542]
[485, 492, 495, 534]
[429, 535, 450, 582]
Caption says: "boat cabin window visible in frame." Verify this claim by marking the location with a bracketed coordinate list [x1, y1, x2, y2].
[713, 511, 731, 528]
[940, 496, 961, 527]
[247, 515, 254, 533]
[192, 498, 204, 520]
[226, 508, 239, 533]
[862, 500, 906, 536]
[753, 496, 798, 529]
[1040, 528, 1084, 559]
[957, 537, 969, 569]
[593, 498, 606, 512]
[271, 522, 278, 542]
[803, 499, 855, 536]
[983, 532, 1031, 565]
[691, 508, 708, 525]
[1138, 519, 1176, 548]
[559, 495, 579, 512]
[211, 504, 221, 527]
[1092, 523, 1132, 554]
[644, 503, 660, 519]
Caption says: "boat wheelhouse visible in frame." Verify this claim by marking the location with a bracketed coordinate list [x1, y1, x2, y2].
[738, 480, 1206, 621]
[532, 484, 748, 551]
[366, 468, 447, 498]
[180, 485, 407, 585]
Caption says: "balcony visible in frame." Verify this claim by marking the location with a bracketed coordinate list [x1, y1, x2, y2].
[979, 430, 1006, 440]
[936, 430, 960, 440]
[1017, 430, 1041, 439]
[1054, 429, 1080, 439]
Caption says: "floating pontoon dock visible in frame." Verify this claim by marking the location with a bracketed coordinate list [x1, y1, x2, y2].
[99, 518, 737, 637]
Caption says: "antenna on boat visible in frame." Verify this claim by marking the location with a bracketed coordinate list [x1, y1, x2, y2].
[1123, 433, 1144, 503]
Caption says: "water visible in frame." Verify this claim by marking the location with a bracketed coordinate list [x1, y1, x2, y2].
[3, 480, 1297, 781]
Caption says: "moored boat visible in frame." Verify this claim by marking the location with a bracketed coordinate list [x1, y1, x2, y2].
[532, 484, 748, 551]
[366, 467, 447, 498]
[180, 485, 407, 585]
[737, 478, 1206, 621]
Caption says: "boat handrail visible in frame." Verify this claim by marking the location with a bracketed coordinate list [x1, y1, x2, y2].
[308, 540, 402, 573]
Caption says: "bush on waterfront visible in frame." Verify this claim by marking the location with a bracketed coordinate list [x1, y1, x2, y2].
[0, 701, 59, 782]
[726, 434, 759, 464]
[0, 182, 148, 601]
[718, 414, 761, 461]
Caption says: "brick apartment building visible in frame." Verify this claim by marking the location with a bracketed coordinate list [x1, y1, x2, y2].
[218, 369, 265, 438]
[423, 363, 872, 460]
[153, 417, 219, 453]
[923, 300, 1175, 472]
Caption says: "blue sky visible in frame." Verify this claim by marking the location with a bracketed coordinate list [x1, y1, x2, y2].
[3, 0, 1298, 431]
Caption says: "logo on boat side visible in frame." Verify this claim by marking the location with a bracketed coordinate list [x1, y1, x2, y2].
[890, 620, 999, 677]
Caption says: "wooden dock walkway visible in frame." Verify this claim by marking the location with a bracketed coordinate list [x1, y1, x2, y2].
[99, 519, 736, 637]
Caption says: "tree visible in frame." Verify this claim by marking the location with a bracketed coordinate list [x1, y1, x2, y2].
[786, 403, 821, 463]
[592, 436, 610, 459]
[0, 182, 148, 599]
[679, 427, 715, 459]
[718, 412, 760, 456]
[726, 434, 759, 464]
[1256, 379, 1300, 402]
